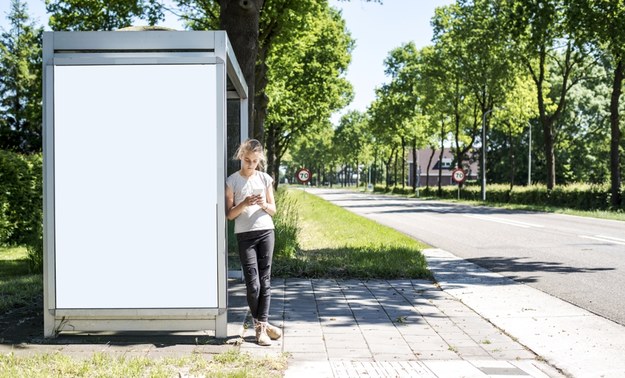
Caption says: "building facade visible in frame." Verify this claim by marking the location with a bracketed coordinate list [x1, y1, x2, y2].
[406, 148, 479, 187]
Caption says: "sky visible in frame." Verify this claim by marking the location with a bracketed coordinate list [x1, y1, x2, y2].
[1, 0, 455, 120]
[328, 0, 454, 117]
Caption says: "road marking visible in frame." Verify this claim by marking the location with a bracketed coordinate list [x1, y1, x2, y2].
[579, 235, 625, 246]
[463, 214, 544, 228]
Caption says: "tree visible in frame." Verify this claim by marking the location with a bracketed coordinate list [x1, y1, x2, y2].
[176, 0, 378, 141]
[333, 110, 371, 186]
[432, 1, 518, 193]
[367, 83, 404, 189]
[568, 0, 625, 207]
[46, 0, 164, 30]
[382, 43, 428, 190]
[494, 73, 539, 187]
[504, 0, 591, 190]
[556, 63, 611, 184]
[0, 0, 43, 153]
[289, 124, 335, 186]
[263, 4, 353, 185]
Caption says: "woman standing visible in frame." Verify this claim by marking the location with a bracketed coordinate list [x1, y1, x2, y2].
[225, 139, 282, 346]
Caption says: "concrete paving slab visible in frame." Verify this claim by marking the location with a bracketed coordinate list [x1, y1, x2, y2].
[424, 248, 625, 378]
[326, 348, 372, 359]
[424, 360, 489, 377]
[284, 361, 333, 378]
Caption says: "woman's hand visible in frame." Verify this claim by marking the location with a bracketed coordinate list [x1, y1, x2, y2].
[244, 194, 262, 206]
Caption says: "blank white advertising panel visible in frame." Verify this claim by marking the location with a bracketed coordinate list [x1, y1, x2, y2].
[54, 64, 218, 309]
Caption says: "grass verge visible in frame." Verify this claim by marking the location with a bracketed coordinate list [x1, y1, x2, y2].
[0, 247, 288, 377]
[272, 189, 431, 279]
[0, 246, 41, 313]
[368, 184, 625, 222]
[411, 195, 625, 222]
[0, 350, 287, 378]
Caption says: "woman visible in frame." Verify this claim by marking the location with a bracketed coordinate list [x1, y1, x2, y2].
[225, 139, 282, 346]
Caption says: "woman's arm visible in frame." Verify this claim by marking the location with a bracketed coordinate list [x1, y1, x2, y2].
[260, 185, 276, 217]
[226, 186, 258, 220]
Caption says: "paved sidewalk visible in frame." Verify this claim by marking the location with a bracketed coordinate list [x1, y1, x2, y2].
[424, 248, 625, 378]
[236, 275, 564, 377]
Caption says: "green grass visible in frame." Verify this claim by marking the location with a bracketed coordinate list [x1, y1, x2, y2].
[471, 200, 625, 221]
[0, 247, 288, 377]
[272, 189, 431, 279]
[369, 183, 625, 222]
[0, 246, 42, 313]
[0, 350, 287, 378]
[361, 184, 625, 222]
[414, 195, 625, 222]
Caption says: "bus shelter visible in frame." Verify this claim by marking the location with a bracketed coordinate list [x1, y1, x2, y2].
[42, 31, 247, 337]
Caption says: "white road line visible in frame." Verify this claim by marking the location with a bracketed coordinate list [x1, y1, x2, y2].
[463, 214, 544, 229]
[579, 235, 625, 246]
[596, 235, 625, 243]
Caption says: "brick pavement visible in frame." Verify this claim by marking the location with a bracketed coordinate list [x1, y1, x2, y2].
[238, 278, 564, 377]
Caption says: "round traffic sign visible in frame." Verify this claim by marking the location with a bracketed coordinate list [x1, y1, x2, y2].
[451, 168, 467, 183]
[296, 168, 311, 184]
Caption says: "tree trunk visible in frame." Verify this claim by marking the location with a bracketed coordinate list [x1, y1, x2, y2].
[384, 149, 394, 190]
[508, 124, 515, 192]
[254, 60, 269, 142]
[530, 42, 576, 190]
[438, 119, 445, 196]
[400, 137, 406, 188]
[266, 123, 277, 182]
[542, 118, 556, 189]
[219, 0, 263, 139]
[392, 148, 398, 187]
[426, 147, 435, 190]
[411, 138, 417, 191]
[609, 59, 623, 208]
[438, 140, 444, 197]
[273, 154, 282, 190]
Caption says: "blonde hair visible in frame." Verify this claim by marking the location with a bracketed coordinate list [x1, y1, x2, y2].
[235, 138, 266, 171]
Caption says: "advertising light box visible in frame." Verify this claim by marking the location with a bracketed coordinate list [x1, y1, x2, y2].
[53, 64, 218, 309]
[43, 31, 248, 337]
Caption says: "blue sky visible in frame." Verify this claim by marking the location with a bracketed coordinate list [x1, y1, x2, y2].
[328, 0, 454, 117]
[1, 0, 455, 120]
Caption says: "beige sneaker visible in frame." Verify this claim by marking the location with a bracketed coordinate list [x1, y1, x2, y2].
[265, 322, 282, 340]
[255, 322, 271, 346]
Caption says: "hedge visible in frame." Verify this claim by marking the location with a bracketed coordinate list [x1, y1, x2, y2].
[373, 182, 624, 211]
[0, 150, 43, 272]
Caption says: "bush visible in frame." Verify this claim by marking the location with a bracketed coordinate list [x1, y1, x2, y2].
[272, 188, 299, 259]
[0, 150, 42, 272]
[227, 187, 300, 269]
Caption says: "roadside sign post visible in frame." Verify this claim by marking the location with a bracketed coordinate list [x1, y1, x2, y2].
[451, 168, 467, 200]
[296, 168, 312, 186]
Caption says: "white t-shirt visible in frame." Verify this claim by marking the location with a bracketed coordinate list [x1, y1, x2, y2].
[226, 171, 275, 234]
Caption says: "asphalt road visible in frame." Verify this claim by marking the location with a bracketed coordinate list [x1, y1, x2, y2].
[307, 188, 625, 326]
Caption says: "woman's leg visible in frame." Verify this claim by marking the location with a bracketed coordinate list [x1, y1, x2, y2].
[237, 231, 262, 319]
[254, 230, 275, 322]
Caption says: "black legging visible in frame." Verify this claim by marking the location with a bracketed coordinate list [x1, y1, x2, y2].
[236, 229, 275, 322]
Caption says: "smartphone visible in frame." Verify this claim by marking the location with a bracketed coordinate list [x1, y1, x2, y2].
[251, 188, 264, 196]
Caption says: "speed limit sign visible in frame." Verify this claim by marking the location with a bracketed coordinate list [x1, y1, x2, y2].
[296, 168, 311, 184]
[451, 168, 467, 184]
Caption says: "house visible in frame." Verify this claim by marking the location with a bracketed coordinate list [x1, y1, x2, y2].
[406, 148, 479, 187]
